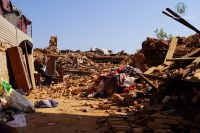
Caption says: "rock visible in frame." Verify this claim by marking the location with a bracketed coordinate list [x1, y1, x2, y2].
[111, 94, 124, 104]
[98, 104, 110, 109]
[89, 104, 98, 109]
[71, 88, 81, 95]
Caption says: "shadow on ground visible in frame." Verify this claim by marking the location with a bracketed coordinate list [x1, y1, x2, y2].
[19, 111, 107, 133]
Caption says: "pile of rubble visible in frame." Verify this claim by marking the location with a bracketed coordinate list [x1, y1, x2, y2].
[130, 34, 200, 71]
[31, 36, 131, 100]
[32, 31, 200, 132]
[92, 36, 200, 132]
[29, 75, 96, 99]
[34, 48, 128, 76]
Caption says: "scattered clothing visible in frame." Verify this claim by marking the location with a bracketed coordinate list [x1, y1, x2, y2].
[6, 114, 27, 127]
[87, 66, 142, 98]
[34, 100, 59, 108]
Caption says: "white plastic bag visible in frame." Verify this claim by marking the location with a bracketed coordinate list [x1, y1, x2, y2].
[122, 76, 136, 87]
[5, 90, 35, 113]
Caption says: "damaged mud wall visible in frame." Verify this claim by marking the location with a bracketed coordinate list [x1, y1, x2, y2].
[0, 43, 12, 82]
[0, 52, 9, 81]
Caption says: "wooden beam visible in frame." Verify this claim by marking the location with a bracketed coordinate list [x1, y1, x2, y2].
[24, 43, 36, 90]
[164, 37, 178, 65]
[138, 73, 158, 90]
[182, 48, 200, 58]
[26, 54, 36, 90]
[7, 47, 32, 93]
[144, 65, 166, 75]
[144, 67, 156, 74]
[180, 56, 200, 78]
[162, 48, 200, 71]
[166, 57, 196, 61]
[143, 74, 167, 81]
[20, 42, 36, 91]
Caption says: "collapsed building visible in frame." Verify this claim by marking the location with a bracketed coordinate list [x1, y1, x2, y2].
[91, 8, 200, 133]
[0, 2, 200, 132]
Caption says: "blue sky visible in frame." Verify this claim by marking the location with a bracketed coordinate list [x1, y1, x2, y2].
[12, 0, 200, 53]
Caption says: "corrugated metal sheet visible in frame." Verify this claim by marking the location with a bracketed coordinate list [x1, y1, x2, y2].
[0, 15, 32, 46]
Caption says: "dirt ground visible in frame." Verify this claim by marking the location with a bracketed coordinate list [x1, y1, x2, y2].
[19, 98, 109, 133]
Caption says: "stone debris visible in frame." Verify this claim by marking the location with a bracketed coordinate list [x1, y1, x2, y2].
[29, 33, 200, 132]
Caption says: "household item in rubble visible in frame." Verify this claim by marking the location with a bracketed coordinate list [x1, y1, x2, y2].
[34, 58, 52, 86]
[5, 90, 35, 113]
[1, 79, 35, 113]
[34, 100, 59, 108]
[6, 114, 27, 127]
[0, 79, 12, 94]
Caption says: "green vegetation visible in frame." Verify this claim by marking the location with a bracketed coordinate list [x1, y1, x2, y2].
[154, 28, 172, 40]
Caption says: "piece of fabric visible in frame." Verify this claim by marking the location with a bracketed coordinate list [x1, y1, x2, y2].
[6, 114, 27, 127]
[34, 100, 59, 108]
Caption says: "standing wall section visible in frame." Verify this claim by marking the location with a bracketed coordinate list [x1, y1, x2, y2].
[0, 15, 32, 82]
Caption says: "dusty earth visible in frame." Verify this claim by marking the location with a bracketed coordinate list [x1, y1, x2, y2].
[18, 98, 110, 133]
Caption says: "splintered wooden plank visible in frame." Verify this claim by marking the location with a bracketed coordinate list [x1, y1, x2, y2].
[181, 56, 200, 78]
[138, 73, 158, 90]
[164, 37, 178, 65]
[144, 64, 165, 75]
[20, 42, 36, 91]
[27, 54, 36, 90]
[144, 67, 156, 74]
[156, 65, 165, 70]
[182, 48, 200, 58]
[7, 47, 32, 92]
[24, 43, 36, 90]
[161, 48, 200, 71]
